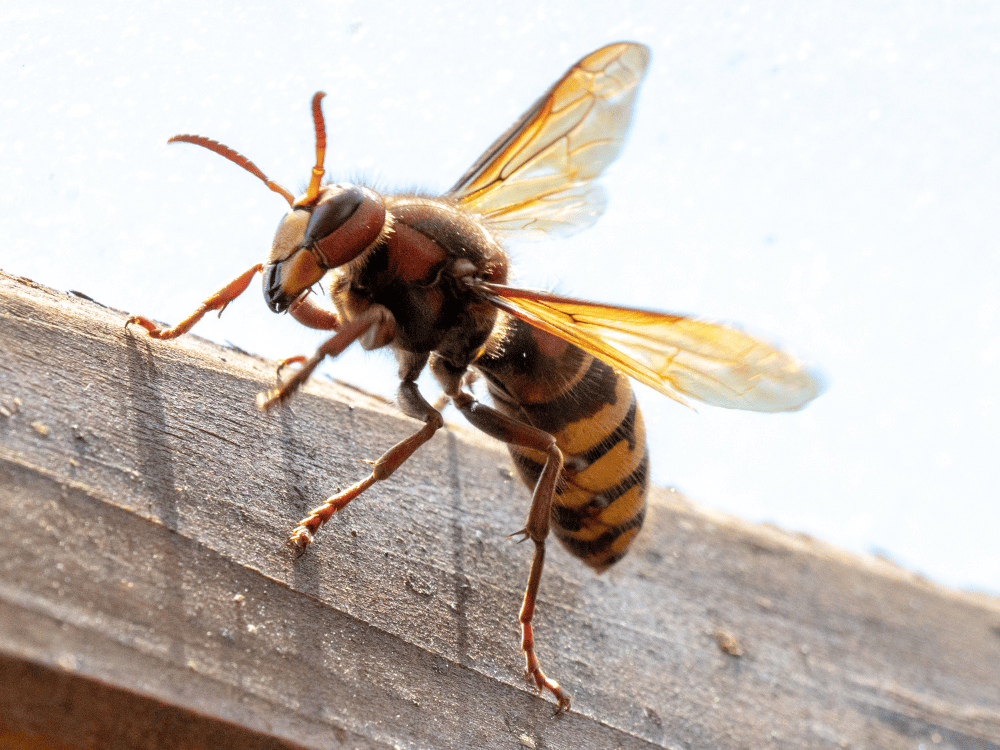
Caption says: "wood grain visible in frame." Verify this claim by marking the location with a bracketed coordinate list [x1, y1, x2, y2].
[2, 269, 998, 749]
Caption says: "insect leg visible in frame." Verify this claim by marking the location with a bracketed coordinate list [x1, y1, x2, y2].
[272, 295, 343, 380]
[257, 304, 395, 411]
[449, 389, 570, 713]
[288, 293, 341, 331]
[125, 263, 263, 339]
[290, 368, 443, 548]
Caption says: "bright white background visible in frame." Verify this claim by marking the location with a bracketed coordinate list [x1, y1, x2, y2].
[3, 2, 998, 592]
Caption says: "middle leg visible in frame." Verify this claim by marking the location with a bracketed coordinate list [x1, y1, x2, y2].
[290, 354, 443, 548]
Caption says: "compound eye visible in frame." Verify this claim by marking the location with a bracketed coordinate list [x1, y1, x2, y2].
[304, 185, 365, 247]
[303, 185, 386, 268]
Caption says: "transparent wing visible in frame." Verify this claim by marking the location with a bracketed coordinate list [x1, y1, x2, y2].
[447, 42, 649, 240]
[479, 284, 823, 412]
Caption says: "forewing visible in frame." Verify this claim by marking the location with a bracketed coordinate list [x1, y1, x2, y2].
[447, 42, 649, 240]
[479, 284, 822, 412]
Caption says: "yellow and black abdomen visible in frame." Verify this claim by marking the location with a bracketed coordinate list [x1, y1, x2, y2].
[475, 316, 649, 571]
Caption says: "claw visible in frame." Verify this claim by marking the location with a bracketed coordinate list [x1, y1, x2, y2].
[256, 389, 281, 411]
[276, 355, 307, 379]
[289, 526, 314, 549]
[125, 314, 172, 339]
[523, 662, 571, 713]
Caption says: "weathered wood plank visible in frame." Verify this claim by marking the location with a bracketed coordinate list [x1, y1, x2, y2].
[1, 269, 998, 749]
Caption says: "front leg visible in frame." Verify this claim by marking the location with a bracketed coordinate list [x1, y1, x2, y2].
[126, 263, 263, 339]
[288, 292, 341, 331]
[270, 294, 343, 382]
[257, 304, 395, 410]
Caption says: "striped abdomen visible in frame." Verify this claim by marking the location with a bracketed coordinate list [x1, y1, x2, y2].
[475, 316, 649, 571]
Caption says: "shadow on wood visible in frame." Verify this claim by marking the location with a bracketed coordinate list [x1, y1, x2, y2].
[2, 270, 999, 749]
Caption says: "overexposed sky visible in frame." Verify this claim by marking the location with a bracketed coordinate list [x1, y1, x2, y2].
[3, 1, 998, 592]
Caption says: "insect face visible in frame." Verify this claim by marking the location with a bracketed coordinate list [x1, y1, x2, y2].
[264, 184, 388, 313]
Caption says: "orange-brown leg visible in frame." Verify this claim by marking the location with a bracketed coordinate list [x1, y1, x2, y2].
[290, 378, 443, 547]
[274, 294, 341, 380]
[257, 305, 394, 411]
[450, 390, 570, 713]
[288, 292, 341, 331]
[125, 263, 263, 339]
[275, 355, 307, 379]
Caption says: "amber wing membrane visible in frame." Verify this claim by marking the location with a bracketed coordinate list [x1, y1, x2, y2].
[448, 42, 650, 240]
[479, 284, 822, 412]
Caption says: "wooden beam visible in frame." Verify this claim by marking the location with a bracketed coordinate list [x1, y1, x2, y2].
[1, 269, 998, 749]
